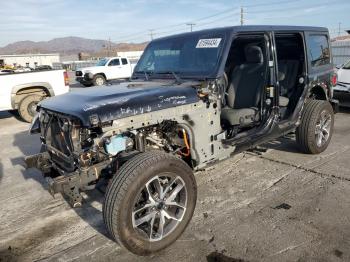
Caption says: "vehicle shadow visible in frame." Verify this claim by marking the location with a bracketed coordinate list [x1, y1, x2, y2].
[339, 106, 350, 113]
[206, 251, 247, 262]
[0, 110, 18, 120]
[69, 83, 84, 88]
[0, 110, 28, 123]
[11, 130, 113, 241]
[70, 184, 112, 239]
[258, 105, 348, 154]
[0, 111, 12, 119]
[259, 133, 301, 154]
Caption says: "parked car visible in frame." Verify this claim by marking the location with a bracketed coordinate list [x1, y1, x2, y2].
[14, 67, 33, 73]
[35, 65, 53, 71]
[26, 26, 338, 255]
[334, 59, 350, 106]
[75, 57, 135, 87]
[0, 69, 15, 74]
[0, 70, 69, 122]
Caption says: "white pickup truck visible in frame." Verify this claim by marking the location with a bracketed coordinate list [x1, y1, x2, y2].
[335, 59, 350, 93]
[75, 57, 135, 87]
[0, 70, 69, 122]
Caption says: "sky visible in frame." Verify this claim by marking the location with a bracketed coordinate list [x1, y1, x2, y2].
[0, 0, 349, 47]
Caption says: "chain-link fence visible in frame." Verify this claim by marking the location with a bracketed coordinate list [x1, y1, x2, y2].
[332, 40, 350, 66]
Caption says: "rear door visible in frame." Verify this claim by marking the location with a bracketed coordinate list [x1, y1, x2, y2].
[304, 31, 333, 98]
[120, 58, 132, 78]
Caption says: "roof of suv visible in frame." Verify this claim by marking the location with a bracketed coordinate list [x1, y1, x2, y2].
[156, 25, 328, 41]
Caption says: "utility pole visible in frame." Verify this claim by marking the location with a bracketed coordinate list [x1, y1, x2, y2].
[108, 37, 111, 57]
[240, 6, 244, 26]
[338, 22, 342, 37]
[186, 23, 196, 32]
[149, 29, 154, 40]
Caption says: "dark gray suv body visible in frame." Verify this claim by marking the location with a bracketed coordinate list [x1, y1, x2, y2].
[26, 26, 338, 255]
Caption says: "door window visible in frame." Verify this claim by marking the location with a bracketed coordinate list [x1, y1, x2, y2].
[307, 35, 330, 67]
[275, 33, 306, 120]
[108, 59, 120, 66]
[121, 58, 128, 65]
[342, 59, 350, 70]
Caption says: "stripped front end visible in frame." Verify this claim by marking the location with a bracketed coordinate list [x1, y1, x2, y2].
[25, 108, 194, 207]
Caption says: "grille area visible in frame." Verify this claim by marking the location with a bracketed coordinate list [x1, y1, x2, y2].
[48, 119, 73, 156]
[42, 114, 76, 172]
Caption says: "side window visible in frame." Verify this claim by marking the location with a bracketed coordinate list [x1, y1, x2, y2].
[121, 58, 128, 65]
[108, 59, 120, 66]
[307, 34, 330, 67]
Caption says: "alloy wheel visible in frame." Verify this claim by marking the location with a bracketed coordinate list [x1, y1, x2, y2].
[315, 109, 332, 147]
[132, 175, 187, 242]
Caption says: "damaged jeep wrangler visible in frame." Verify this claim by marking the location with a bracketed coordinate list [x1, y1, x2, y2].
[26, 26, 338, 255]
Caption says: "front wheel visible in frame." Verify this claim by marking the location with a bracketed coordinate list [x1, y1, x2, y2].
[93, 75, 106, 86]
[103, 151, 197, 256]
[296, 100, 334, 154]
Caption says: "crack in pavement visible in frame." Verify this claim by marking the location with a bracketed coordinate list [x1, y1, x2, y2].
[247, 147, 350, 183]
[35, 234, 98, 262]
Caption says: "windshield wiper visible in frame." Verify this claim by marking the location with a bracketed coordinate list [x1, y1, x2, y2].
[134, 70, 151, 80]
[157, 71, 183, 84]
[143, 71, 149, 81]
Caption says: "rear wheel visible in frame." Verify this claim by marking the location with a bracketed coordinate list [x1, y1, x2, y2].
[18, 94, 43, 122]
[296, 100, 334, 154]
[93, 75, 106, 86]
[103, 151, 197, 256]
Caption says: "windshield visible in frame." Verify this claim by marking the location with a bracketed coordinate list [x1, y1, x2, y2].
[96, 58, 108, 66]
[342, 60, 350, 70]
[134, 32, 226, 78]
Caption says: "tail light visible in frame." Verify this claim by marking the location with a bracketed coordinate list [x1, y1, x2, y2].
[64, 71, 69, 86]
[331, 73, 337, 86]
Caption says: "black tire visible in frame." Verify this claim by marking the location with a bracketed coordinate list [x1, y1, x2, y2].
[103, 151, 197, 256]
[18, 94, 43, 123]
[93, 74, 106, 86]
[296, 100, 334, 154]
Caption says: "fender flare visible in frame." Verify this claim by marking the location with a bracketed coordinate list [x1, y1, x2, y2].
[11, 82, 54, 109]
[308, 85, 328, 100]
[86, 72, 107, 80]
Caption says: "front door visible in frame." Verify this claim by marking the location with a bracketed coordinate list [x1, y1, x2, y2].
[222, 31, 276, 142]
[107, 58, 122, 79]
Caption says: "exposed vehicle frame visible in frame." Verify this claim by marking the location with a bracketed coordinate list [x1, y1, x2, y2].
[25, 26, 338, 255]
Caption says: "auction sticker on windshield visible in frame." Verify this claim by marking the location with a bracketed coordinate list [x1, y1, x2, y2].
[196, 38, 222, 48]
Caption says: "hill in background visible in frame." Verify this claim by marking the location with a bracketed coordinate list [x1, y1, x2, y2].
[0, 36, 147, 57]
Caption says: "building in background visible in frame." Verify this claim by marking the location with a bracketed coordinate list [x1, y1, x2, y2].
[0, 53, 60, 68]
[60, 50, 144, 71]
[331, 30, 350, 66]
[117, 51, 143, 63]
